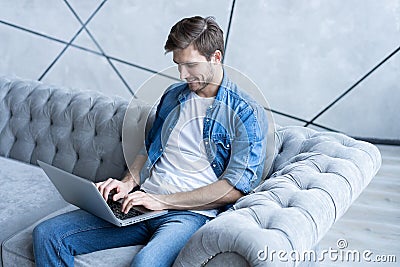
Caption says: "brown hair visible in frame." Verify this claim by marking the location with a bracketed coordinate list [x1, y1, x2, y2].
[164, 16, 224, 60]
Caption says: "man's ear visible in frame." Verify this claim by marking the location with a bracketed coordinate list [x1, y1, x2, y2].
[212, 50, 223, 64]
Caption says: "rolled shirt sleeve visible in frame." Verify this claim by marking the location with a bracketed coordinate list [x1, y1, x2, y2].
[220, 105, 268, 194]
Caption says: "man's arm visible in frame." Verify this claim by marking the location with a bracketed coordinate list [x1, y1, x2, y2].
[121, 179, 243, 213]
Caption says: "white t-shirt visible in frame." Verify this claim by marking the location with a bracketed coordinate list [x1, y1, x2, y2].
[141, 92, 219, 217]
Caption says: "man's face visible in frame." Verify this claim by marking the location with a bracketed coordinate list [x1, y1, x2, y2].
[173, 45, 215, 93]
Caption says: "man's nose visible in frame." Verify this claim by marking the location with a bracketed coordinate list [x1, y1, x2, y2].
[179, 66, 190, 80]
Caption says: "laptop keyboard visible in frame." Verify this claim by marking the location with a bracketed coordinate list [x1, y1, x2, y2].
[107, 200, 144, 220]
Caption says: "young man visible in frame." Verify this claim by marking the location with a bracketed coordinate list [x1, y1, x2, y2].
[33, 16, 269, 267]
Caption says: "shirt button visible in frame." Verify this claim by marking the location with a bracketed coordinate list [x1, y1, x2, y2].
[212, 164, 216, 168]
[205, 141, 209, 145]
[206, 119, 210, 122]
[169, 128, 172, 131]
[209, 105, 213, 109]
[159, 148, 163, 151]
[227, 144, 230, 148]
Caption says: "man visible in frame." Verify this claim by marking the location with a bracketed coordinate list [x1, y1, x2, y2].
[33, 16, 268, 267]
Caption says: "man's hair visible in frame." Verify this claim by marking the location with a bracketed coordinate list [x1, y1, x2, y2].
[164, 16, 224, 60]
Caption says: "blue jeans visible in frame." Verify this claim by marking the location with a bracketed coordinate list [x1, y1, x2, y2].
[33, 209, 209, 267]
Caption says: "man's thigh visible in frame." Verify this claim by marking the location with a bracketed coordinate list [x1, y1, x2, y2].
[35, 209, 151, 255]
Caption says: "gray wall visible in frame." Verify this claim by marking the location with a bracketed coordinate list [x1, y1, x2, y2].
[1, 0, 399, 140]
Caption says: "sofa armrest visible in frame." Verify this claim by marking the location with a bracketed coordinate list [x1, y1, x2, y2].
[174, 127, 381, 266]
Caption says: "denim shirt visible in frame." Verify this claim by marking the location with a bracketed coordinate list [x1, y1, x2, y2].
[142, 74, 268, 194]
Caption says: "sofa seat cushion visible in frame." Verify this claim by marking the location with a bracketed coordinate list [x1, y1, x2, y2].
[2, 205, 143, 266]
[0, 156, 69, 264]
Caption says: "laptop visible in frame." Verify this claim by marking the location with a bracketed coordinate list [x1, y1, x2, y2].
[37, 160, 167, 227]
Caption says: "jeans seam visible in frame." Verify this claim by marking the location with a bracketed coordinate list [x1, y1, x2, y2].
[56, 224, 115, 267]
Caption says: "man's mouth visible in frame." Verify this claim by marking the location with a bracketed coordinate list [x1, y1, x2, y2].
[186, 78, 197, 83]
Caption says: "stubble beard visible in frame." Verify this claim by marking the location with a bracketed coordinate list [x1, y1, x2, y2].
[188, 63, 215, 94]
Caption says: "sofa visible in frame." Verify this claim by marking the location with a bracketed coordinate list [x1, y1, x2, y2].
[0, 76, 381, 266]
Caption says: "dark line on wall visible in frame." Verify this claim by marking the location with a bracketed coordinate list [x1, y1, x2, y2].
[223, 0, 236, 63]
[351, 136, 400, 146]
[0, 19, 101, 57]
[63, 0, 137, 97]
[305, 45, 400, 127]
[108, 57, 180, 82]
[37, 0, 108, 81]
[0, 20, 68, 44]
[37, 45, 71, 81]
[0, 19, 179, 82]
[267, 108, 400, 145]
[265, 107, 339, 132]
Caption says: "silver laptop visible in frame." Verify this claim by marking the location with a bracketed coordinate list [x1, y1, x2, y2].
[37, 160, 167, 227]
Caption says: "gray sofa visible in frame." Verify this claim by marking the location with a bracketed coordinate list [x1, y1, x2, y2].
[0, 76, 381, 266]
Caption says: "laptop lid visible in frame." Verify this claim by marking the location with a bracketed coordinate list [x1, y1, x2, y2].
[37, 160, 167, 227]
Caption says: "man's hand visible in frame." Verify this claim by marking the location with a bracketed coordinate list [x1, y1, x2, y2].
[121, 191, 167, 213]
[96, 178, 132, 202]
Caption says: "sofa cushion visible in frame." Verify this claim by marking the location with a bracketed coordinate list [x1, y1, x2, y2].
[2, 205, 143, 266]
[0, 156, 69, 265]
[1, 206, 76, 267]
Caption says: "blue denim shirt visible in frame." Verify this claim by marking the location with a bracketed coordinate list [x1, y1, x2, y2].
[142, 74, 268, 194]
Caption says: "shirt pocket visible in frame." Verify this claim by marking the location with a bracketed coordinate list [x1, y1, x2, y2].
[212, 136, 232, 150]
[211, 135, 232, 170]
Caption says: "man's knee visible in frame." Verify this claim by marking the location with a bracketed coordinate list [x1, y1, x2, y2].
[33, 219, 62, 247]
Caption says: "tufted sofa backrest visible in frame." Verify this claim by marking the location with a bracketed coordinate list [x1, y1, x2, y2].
[256, 126, 382, 219]
[235, 125, 382, 256]
[0, 76, 150, 182]
[271, 126, 381, 181]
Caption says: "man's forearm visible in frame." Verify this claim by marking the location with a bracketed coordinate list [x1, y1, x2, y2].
[157, 179, 244, 210]
[122, 154, 147, 189]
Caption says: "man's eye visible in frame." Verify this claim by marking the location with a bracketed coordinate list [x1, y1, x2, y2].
[186, 63, 197, 68]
